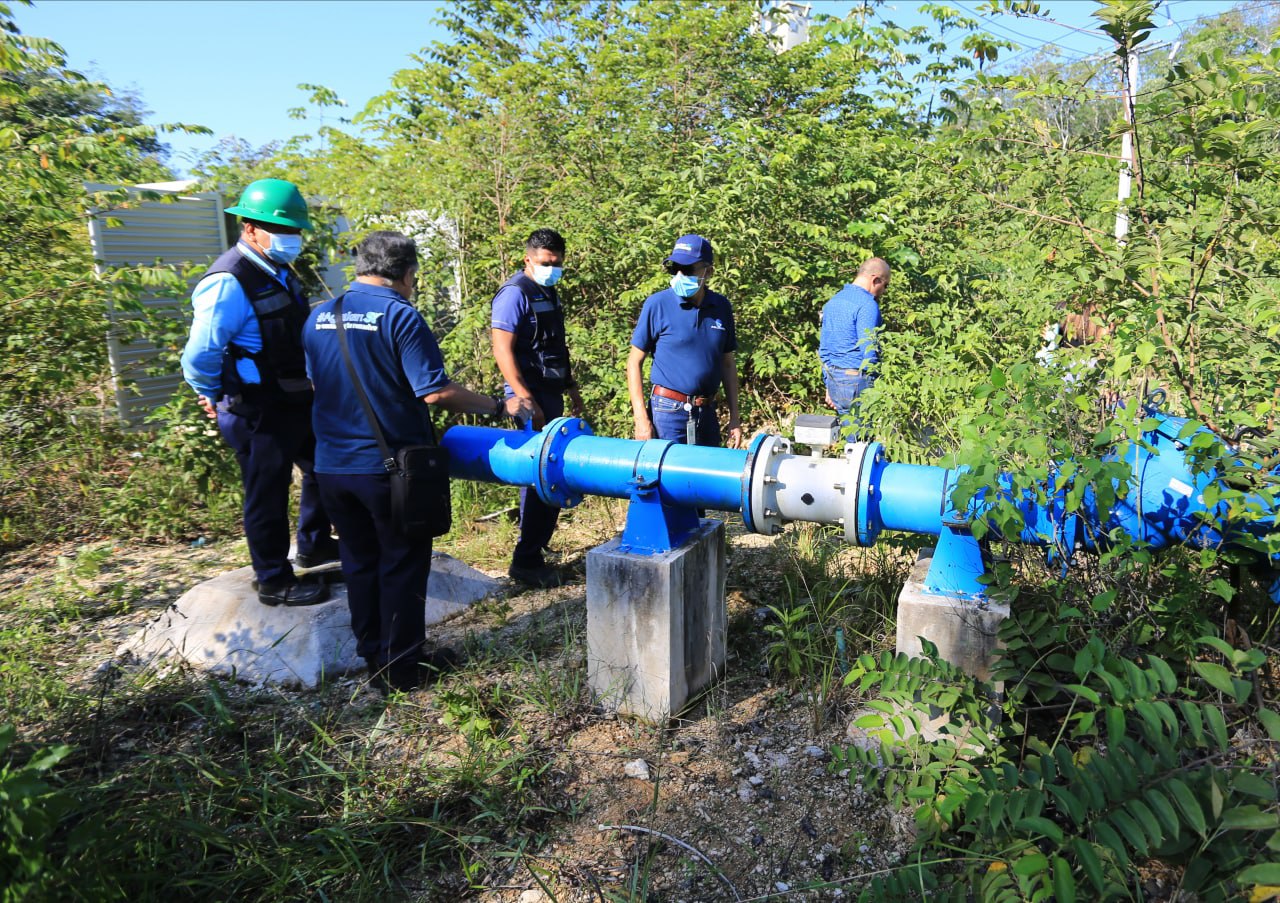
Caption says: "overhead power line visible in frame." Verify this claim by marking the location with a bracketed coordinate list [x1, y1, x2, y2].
[952, 1, 1098, 58]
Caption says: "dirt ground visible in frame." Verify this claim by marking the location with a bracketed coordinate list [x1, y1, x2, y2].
[0, 501, 920, 901]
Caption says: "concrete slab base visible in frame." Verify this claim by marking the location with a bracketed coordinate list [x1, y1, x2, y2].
[850, 547, 1008, 747]
[895, 546, 1008, 685]
[586, 519, 726, 722]
[119, 552, 500, 688]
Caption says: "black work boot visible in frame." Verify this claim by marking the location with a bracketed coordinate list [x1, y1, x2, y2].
[507, 562, 565, 589]
[383, 645, 464, 693]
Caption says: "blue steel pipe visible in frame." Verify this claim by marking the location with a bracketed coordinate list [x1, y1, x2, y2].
[442, 409, 1280, 595]
[445, 421, 748, 512]
[874, 463, 949, 536]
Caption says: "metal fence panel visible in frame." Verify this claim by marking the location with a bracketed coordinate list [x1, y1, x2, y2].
[87, 185, 227, 429]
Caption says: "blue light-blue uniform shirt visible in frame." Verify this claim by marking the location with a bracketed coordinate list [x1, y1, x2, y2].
[491, 279, 556, 337]
[303, 283, 450, 474]
[819, 284, 881, 371]
[180, 241, 286, 398]
[630, 288, 737, 397]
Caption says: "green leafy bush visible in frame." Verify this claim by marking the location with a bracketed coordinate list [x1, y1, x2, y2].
[0, 725, 71, 901]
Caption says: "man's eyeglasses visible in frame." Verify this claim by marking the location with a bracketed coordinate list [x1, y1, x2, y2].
[665, 262, 704, 276]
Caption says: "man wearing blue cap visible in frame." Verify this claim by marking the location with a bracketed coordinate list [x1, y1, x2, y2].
[627, 234, 742, 449]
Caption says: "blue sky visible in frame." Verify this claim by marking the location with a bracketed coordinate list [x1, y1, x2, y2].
[14, 0, 1239, 176]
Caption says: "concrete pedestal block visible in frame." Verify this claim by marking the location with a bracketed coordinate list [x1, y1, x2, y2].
[586, 519, 726, 721]
[119, 552, 499, 687]
[895, 547, 1008, 685]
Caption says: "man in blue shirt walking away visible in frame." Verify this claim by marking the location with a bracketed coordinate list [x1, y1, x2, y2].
[627, 234, 743, 449]
[180, 179, 337, 608]
[818, 257, 891, 420]
[305, 231, 533, 693]
[491, 228, 584, 589]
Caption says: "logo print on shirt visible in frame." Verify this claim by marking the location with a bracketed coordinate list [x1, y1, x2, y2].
[711, 319, 725, 331]
[313, 310, 384, 332]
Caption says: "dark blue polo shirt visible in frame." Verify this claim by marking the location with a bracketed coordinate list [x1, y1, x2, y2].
[630, 287, 737, 397]
[304, 283, 450, 474]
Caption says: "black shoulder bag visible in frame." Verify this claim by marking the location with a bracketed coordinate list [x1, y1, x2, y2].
[333, 295, 452, 538]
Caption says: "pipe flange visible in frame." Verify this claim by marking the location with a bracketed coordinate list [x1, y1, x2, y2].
[840, 441, 883, 546]
[744, 432, 790, 535]
[536, 416, 593, 508]
[857, 442, 886, 545]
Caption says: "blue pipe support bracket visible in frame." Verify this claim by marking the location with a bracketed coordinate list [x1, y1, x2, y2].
[617, 437, 698, 553]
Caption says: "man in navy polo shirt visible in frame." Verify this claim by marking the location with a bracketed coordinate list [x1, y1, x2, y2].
[819, 257, 890, 421]
[627, 234, 742, 449]
[491, 228, 584, 589]
[304, 231, 533, 693]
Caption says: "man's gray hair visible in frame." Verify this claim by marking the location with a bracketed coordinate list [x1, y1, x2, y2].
[355, 231, 419, 281]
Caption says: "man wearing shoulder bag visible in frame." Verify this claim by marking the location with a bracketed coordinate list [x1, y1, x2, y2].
[304, 231, 534, 693]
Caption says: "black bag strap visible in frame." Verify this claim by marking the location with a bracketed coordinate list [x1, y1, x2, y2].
[333, 295, 399, 473]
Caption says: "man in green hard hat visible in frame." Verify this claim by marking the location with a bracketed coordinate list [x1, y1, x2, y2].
[181, 178, 338, 607]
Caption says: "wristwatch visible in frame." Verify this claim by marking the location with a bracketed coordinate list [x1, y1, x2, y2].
[491, 395, 505, 418]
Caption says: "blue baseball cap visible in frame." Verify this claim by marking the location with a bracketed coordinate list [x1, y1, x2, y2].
[665, 234, 714, 266]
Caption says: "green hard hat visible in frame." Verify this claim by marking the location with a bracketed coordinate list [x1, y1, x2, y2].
[224, 178, 312, 230]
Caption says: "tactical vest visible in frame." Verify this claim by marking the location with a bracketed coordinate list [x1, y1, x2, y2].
[205, 243, 311, 406]
[501, 271, 570, 390]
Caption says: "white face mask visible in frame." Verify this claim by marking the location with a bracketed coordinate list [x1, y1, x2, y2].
[264, 232, 303, 264]
[531, 264, 563, 287]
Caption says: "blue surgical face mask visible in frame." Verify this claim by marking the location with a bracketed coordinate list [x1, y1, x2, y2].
[264, 232, 303, 264]
[671, 273, 702, 298]
[532, 264, 563, 287]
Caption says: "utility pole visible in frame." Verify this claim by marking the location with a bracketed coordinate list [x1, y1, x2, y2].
[1115, 47, 1139, 243]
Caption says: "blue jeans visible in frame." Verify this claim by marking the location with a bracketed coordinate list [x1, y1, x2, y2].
[823, 367, 875, 438]
[511, 388, 564, 568]
[317, 472, 433, 670]
[823, 367, 874, 415]
[650, 395, 721, 447]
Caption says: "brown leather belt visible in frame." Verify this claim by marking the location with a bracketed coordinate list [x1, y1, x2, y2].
[653, 385, 709, 407]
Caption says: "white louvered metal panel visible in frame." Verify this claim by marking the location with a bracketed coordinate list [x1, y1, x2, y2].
[87, 184, 228, 429]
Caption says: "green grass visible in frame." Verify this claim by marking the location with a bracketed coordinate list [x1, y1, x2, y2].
[0, 504, 994, 900]
[0, 541, 595, 900]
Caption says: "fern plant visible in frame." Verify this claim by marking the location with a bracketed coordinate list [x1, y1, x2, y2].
[835, 641, 1280, 901]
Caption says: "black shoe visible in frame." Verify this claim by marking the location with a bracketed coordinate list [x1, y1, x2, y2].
[507, 562, 565, 589]
[365, 663, 393, 696]
[420, 644, 462, 674]
[294, 543, 341, 570]
[254, 580, 330, 607]
[383, 645, 464, 692]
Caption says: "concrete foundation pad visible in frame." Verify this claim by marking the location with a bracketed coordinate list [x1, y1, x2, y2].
[895, 547, 1008, 685]
[119, 552, 500, 687]
[852, 547, 1008, 747]
[586, 519, 726, 722]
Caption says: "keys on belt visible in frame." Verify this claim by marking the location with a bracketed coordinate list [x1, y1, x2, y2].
[652, 384, 710, 407]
